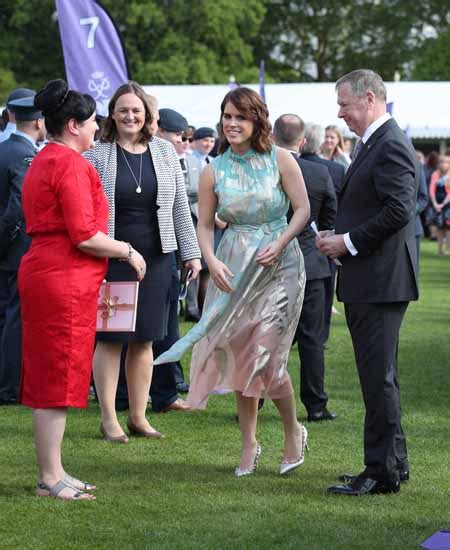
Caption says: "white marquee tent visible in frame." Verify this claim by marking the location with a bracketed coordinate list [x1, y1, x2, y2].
[144, 81, 450, 141]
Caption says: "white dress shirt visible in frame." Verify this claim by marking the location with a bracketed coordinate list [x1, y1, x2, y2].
[0, 122, 16, 143]
[343, 113, 391, 256]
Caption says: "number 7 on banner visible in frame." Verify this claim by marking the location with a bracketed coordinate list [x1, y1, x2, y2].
[80, 16, 99, 49]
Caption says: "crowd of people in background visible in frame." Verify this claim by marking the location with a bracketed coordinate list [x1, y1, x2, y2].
[0, 70, 439, 499]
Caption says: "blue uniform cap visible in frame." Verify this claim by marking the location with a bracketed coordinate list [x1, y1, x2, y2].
[158, 108, 188, 132]
[8, 96, 43, 121]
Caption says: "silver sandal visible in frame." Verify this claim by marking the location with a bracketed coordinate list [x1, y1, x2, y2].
[64, 474, 96, 491]
[36, 479, 95, 500]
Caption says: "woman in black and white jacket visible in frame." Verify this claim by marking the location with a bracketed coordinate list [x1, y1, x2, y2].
[85, 82, 201, 442]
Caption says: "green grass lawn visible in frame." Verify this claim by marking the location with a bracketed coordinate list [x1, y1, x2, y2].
[0, 240, 449, 549]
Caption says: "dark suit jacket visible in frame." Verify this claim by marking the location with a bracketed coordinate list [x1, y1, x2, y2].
[301, 152, 345, 198]
[415, 163, 428, 237]
[335, 118, 419, 303]
[0, 133, 35, 269]
[293, 157, 337, 280]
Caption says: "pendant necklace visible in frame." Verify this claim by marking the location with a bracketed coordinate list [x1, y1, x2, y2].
[119, 145, 143, 194]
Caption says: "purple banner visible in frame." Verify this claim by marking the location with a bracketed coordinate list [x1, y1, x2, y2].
[55, 0, 129, 116]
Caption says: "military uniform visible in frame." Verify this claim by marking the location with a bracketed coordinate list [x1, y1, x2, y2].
[0, 95, 41, 403]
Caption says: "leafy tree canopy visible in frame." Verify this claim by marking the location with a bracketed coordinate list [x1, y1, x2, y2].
[0, 0, 449, 103]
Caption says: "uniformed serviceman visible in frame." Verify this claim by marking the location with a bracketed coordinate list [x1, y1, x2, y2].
[0, 87, 36, 143]
[0, 95, 46, 404]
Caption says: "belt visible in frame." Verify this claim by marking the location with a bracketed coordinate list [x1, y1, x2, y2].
[228, 217, 287, 235]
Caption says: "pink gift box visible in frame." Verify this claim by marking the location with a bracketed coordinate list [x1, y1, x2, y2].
[96, 281, 139, 332]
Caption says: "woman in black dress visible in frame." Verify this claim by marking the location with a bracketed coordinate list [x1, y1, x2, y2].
[85, 83, 201, 442]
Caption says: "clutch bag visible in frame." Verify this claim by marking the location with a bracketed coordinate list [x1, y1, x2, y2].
[96, 281, 139, 332]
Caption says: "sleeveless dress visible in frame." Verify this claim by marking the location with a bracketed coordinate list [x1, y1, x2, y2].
[97, 145, 171, 343]
[154, 146, 306, 409]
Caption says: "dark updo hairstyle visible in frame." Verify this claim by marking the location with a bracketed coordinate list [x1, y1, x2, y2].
[218, 87, 272, 154]
[101, 81, 154, 145]
[34, 79, 96, 137]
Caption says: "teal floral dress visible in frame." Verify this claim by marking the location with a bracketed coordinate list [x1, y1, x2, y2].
[154, 145, 306, 409]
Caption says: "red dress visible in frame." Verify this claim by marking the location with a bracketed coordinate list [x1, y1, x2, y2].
[18, 143, 108, 408]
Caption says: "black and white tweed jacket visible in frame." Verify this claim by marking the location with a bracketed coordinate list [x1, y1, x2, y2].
[84, 137, 201, 261]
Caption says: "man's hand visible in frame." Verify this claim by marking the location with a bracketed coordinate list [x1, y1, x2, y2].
[316, 234, 347, 260]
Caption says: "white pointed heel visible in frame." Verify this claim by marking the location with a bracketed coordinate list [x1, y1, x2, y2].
[235, 443, 262, 477]
[280, 425, 309, 475]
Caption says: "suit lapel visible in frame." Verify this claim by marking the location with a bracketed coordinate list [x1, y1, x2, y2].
[340, 118, 396, 196]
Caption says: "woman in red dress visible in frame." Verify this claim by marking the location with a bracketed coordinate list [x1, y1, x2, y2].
[19, 79, 146, 501]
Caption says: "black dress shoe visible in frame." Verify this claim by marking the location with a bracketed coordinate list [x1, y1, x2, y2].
[184, 313, 200, 323]
[339, 470, 409, 484]
[176, 382, 190, 393]
[327, 476, 400, 496]
[307, 409, 337, 422]
[0, 398, 17, 406]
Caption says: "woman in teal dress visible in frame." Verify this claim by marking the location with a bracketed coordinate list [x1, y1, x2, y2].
[154, 88, 310, 476]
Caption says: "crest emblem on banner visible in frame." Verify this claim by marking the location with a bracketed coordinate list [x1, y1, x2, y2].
[88, 71, 111, 115]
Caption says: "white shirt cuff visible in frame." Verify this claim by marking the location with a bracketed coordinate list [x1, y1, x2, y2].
[344, 233, 358, 256]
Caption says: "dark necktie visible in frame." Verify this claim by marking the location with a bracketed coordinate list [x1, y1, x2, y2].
[205, 156, 210, 164]
[351, 140, 364, 163]
[179, 158, 187, 172]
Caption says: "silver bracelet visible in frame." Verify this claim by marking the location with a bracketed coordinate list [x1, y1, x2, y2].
[119, 242, 133, 262]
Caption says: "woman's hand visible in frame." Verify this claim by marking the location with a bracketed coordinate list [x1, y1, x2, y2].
[435, 203, 443, 212]
[184, 258, 202, 280]
[256, 240, 284, 267]
[208, 258, 234, 293]
[128, 249, 147, 281]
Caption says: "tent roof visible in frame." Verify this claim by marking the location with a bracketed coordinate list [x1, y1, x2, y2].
[144, 81, 450, 140]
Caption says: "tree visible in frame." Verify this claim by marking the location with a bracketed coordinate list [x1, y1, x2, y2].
[254, 0, 450, 82]
[0, 0, 64, 102]
[1, 0, 450, 103]
[412, 29, 450, 80]
[102, 0, 266, 84]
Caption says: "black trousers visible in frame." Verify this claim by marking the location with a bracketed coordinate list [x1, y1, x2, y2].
[295, 278, 328, 414]
[345, 301, 409, 482]
[150, 292, 181, 412]
[114, 256, 182, 411]
[322, 260, 336, 344]
[0, 268, 22, 401]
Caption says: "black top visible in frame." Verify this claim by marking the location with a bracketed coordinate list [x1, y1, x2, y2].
[115, 144, 161, 257]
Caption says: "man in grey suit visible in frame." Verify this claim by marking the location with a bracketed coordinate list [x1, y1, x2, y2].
[318, 70, 419, 495]
[273, 114, 338, 422]
[0, 95, 45, 404]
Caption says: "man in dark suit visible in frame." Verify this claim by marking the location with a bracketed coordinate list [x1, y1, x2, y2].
[302, 124, 345, 198]
[301, 124, 346, 345]
[273, 114, 337, 422]
[317, 70, 419, 496]
[0, 95, 45, 404]
[414, 158, 429, 269]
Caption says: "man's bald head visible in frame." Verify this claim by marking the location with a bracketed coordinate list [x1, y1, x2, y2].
[273, 114, 305, 149]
